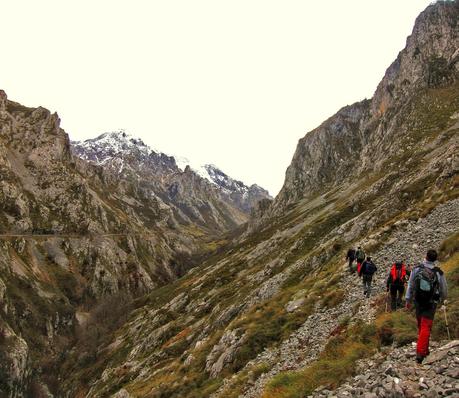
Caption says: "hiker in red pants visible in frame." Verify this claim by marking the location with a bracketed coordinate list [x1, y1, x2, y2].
[405, 249, 448, 364]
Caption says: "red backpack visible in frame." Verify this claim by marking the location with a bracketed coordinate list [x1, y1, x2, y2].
[390, 264, 406, 284]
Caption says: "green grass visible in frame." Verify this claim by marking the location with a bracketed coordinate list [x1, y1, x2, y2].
[262, 230, 459, 398]
[375, 311, 418, 347]
[262, 322, 377, 398]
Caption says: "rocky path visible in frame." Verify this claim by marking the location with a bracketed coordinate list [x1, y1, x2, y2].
[223, 198, 459, 398]
[0, 233, 157, 239]
[311, 340, 459, 398]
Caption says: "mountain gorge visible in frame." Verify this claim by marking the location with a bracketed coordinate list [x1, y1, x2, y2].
[1, 1, 459, 397]
[0, 94, 269, 395]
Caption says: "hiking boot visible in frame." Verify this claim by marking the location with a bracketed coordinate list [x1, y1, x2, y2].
[416, 354, 425, 364]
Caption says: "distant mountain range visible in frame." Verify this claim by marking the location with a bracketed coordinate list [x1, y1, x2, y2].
[72, 130, 271, 218]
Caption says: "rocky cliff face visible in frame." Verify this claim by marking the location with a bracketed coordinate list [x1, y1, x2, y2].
[0, 94, 269, 396]
[72, 131, 271, 234]
[0, 92, 201, 396]
[0, 95, 271, 396]
[203, 164, 271, 213]
[273, 0, 458, 212]
[55, 2, 458, 398]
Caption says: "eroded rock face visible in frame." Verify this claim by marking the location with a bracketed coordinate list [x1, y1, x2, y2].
[0, 325, 30, 398]
[0, 92, 239, 396]
[206, 329, 246, 377]
[372, 1, 459, 116]
[273, 0, 459, 213]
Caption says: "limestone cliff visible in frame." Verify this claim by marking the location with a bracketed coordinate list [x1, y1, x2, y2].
[273, 0, 458, 212]
[1, 2, 458, 397]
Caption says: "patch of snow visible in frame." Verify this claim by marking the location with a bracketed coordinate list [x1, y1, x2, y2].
[74, 129, 161, 161]
[175, 156, 217, 184]
[73, 130, 262, 196]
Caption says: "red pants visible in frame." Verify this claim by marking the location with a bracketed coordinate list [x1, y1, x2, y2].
[416, 316, 433, 357]
[357, 262, 362, 274]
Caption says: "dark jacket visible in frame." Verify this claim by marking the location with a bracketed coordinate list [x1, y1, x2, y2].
[359, 260, 377, 277]
[346, 249, 356, 260]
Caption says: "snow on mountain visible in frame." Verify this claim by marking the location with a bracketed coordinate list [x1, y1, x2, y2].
[72, 130, 271, 201]
[72, 130, 160, 164]
[175, 158, 252, 195]
[174, 155, 215, 184]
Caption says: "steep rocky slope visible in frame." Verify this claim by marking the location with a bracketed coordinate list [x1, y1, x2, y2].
[72, 132, 271, 233]
[310, 339, 459, 397]
[242, 199, 459, 398]
[56, 2, 458, 397]
[0, 92, 199, 396]
[0, 94, 268, 395]
[272, 0, 458, 213]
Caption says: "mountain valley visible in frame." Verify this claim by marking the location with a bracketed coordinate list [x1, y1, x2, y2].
[0, 1, 458, 398]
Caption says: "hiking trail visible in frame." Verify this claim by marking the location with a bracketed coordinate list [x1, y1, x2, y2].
[212, 198, 459, 398]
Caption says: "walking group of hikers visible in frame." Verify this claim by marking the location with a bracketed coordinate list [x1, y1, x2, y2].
[346, 246, 378, 298]
[345, 247, 448, 364]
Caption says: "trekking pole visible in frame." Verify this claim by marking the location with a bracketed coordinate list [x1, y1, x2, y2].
[385, 290, 389, 312]
[443, 301, 451, 340]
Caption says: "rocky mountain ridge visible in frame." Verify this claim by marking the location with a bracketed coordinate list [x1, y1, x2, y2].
[0, 90, 205, 396]
[72, 131, 271, 233]
[271, 0, 458, 214]
[0, 92, 268, 396]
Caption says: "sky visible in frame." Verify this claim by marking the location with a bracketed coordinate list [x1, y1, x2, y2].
[0, 0, 433, 196]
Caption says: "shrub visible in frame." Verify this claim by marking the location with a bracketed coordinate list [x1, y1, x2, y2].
[375, 312, 417, 347]
[321, 289, 345, 309]
[75, 292, 134, 363]
[438, 232, 459, 261]
[432, 252, 459, 340]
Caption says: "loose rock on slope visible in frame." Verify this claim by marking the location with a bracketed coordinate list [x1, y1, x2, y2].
[221, 198, 459, 398]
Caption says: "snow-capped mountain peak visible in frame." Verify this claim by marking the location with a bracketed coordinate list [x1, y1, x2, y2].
[72, 130, 272, 211]
[72, 130, 163, 164]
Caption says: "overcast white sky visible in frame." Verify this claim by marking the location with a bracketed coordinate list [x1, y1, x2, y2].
[1, 0, 433, 195]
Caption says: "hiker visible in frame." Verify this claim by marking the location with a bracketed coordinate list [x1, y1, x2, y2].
[386, 260, 407, 310]
[355, 246, 366, 274]
[359, 256, 377, 298]
[405, 249, 448, 364]
[346, 248, 356, 273]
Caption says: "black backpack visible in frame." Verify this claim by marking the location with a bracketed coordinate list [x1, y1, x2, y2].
[414, 265, 440, 304]
[363, 261, 376, 275]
